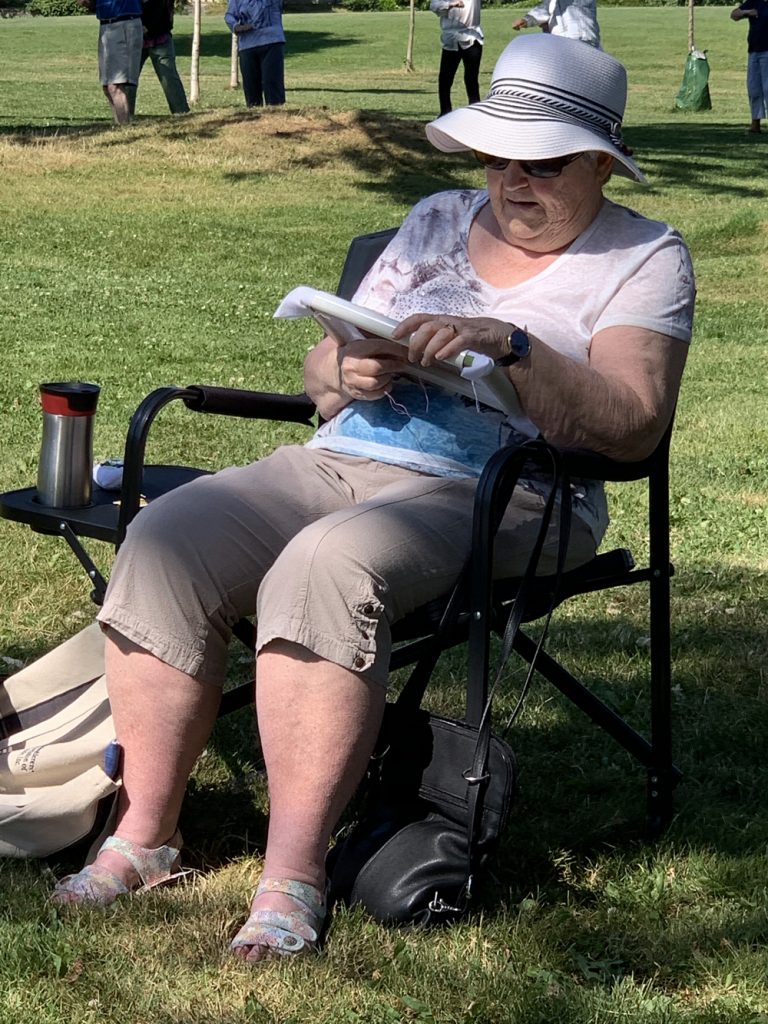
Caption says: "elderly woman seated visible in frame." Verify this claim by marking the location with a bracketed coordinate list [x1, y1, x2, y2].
[52, 35, 695, 961]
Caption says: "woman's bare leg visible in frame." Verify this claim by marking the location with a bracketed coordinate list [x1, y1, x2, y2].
[232, 639, 385, 960]
[86, 628, 222, 886]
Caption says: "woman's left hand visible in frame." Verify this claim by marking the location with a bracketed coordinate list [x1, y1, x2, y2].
[393, 313, 517, 368]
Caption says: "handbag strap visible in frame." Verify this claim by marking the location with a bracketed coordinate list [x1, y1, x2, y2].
[393, 572, 470, 717]
[374, 440, 573, 916]
[396, 438, 563, 718]
[462, 445, 571, 890]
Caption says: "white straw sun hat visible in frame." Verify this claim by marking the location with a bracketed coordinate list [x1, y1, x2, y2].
[425, 34, 645, 183]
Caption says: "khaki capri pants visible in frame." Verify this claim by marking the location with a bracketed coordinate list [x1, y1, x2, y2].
[97, 446, 597, 688]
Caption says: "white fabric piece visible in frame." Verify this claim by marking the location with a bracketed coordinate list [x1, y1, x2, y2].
[0, 623, 119, 858]
[429, 0, 484, 50]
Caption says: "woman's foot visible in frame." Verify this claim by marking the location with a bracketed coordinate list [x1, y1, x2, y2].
[230, 877, 327, 961]
[52, 832, 184, 907]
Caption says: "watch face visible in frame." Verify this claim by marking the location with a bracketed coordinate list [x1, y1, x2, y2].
[510, 328, 531, 359]
[495, 326, 531, 367]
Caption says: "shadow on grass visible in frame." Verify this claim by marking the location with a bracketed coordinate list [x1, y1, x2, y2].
[193, 111, 768, 205]
[173, 25, 363, 60]
[483, 564, 768, 891]
[173, 110, 768, 206]
[0, 117, 116, 139]
[180, 702, 269, 870]
[625, 121, 768, 198]
[462, 575, 768, 982]
[212, 108, 474, 201]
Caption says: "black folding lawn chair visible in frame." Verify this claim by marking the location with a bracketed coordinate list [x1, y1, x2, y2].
[0, 227, 682, 837]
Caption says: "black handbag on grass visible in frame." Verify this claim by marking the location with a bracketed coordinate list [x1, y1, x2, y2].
[327, 701, 517, 925]
[327, 440, 571, 927]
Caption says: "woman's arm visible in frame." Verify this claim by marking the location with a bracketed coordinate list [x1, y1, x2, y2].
[510, 324, 688, 460]
[395, 315, 688, 462]
[304, 334, 409, 421]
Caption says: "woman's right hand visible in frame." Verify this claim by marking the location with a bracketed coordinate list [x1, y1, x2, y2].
[336, 335, 408, 402]
[304, 334, 408, 419]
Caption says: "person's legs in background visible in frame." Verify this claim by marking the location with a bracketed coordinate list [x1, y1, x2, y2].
[260, 42, 285, 105]
[239, 45, 263, 107]
[747, 50, 768, 131]
[126, 48, 149, 117]
[99, 19, 142, 125]
[460, 40, 483, 105]
[148, 37, 190, 114]
[103, 84, 133, 124]
[437, 46, 462, 115]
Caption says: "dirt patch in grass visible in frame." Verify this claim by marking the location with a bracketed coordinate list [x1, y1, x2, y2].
[0, 106, 449, 213]
[0, 108, 429, 174]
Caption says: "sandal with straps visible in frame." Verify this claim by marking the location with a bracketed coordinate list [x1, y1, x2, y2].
[230, 877, 327, 960]
[52, 832, 186, 907]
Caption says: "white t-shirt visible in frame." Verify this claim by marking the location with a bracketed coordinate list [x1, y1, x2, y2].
[523, 0, 600, 47]
[429, 0, 483, 50]
[308, 189, 695, 540]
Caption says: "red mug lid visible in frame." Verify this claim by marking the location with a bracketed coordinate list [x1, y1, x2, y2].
[40, 382, 100, 416]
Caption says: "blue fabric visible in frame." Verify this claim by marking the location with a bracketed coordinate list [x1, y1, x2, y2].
[309, 380, 516, 479]
[747, 49, 768, 116]
[225, 0, 285, 48]
[95, 0, 141, 20]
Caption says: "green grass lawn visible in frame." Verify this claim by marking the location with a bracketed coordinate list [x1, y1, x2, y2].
[1, 8, 768, 1023]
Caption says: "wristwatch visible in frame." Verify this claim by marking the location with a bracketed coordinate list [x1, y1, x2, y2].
[495, 325, 531, 367]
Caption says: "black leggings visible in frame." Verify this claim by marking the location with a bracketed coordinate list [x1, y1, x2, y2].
[438, 41, 483, 115]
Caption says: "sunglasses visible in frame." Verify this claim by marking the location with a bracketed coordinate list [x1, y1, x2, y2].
[472, 151, 583, 178]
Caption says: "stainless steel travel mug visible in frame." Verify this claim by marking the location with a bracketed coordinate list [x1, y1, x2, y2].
[36, 382, 101, 508]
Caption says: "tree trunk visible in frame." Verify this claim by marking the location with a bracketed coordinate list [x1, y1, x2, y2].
[190, 0, 202, 104]
[405, 0, 416, 72]
[230, 31, 239, 89]
[687, 0, 694, 51]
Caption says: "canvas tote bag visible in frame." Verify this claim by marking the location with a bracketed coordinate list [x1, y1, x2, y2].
[0, 622, 120, 858]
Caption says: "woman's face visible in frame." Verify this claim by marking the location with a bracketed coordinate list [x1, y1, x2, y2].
[485, 151, 614, 253]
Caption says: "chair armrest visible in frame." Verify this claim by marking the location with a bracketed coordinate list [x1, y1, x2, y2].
[182, 385, 316, 424]
[559, 419, 673, 482]
[560, 447, 658, 483]
[117, 385, 317, 546]
[465, 436, 668, 705]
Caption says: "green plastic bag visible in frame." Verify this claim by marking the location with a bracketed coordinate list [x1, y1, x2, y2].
[675, 49, 712, 112]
